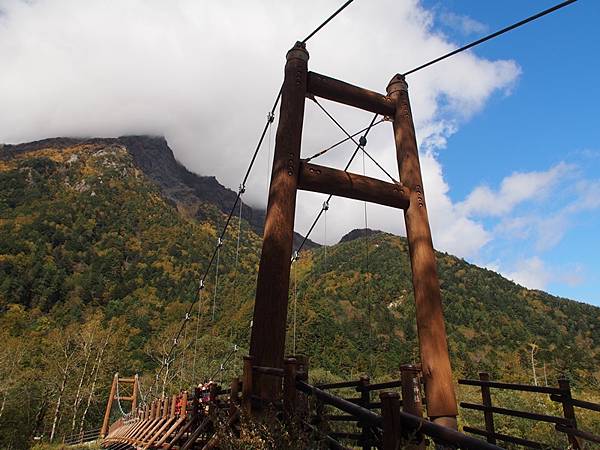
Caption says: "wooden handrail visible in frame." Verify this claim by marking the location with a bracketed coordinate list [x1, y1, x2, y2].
[463, 426, 558, 450]
[550, 394, 600, 413]
[296, 380, 504, 450]
[460, 402, 569, 425]
[458, 379, 563, 395]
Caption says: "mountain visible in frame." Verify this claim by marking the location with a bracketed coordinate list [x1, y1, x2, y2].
[2, 136, 319, 252]
[0, 136, 599, 448]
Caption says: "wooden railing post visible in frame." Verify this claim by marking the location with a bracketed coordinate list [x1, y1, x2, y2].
[242, 356, 253, 414]
[380, 392, 402, 450]
[401, 364, 425, 449]
[478, 372, 496, 444]
[358, 376, 371, 450]
[400, 364, 423, 418]
[230, 376, 241, 418]
[284, 358, 298, 417]
[295, 355, 310, 418]
[558, 378, 580, 449]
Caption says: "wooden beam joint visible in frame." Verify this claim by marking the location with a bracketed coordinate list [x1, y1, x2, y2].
[307, 71, 396, 117]
[298, 161, 409, 210]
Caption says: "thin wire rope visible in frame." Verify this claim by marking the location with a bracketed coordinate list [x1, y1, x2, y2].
[295, 113, 379, 256]
[323, 203, 328, 268]
[362, 149, 373, 376]
[147, 87, 283, 398]
[136, 377, 147, 407]
[148, 0, 359, 395]
[232, 193, 244, 304]
[311, 97, 398, 184]
[305, 119, 385, 162]
[212, 241, 221, 321]
[115, 381, 126, 417]
[301, 0, 356, 43]
[292, 257, 298, 355]
[208, 345, 239, 381]
[192, 282, 203, 381]
[403, 0, 577, 76]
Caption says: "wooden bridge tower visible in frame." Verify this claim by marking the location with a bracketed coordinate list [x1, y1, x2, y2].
[101, 373, 139, 438]
[249, 41, 458, 428]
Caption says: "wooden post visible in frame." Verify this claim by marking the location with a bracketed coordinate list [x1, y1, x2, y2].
[400, 365, 425, 449]
[249, 41, 309, 402]
[283, 358, 298, 417]
[400, 364, 423, 418]
[380, 392, 402, 450]
[358, 376, 371, 450]
[558, 378, 580, 449]
[479, 372, 496, 444]
[295, 355, 310, 419]
[242, 356, 254, 414]
[132, 374, 139, 411]
[387, 74, 458, 428]
[230, 377, 241, 418]
[101, 373, 119, 438]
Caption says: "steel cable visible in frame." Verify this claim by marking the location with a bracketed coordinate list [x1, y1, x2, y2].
[403, 0, 578, 76]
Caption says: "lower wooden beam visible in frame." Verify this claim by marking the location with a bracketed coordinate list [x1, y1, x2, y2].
[298, 161, 409, 210]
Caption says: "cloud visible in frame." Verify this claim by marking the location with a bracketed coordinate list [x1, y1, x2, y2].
[439, 11, 488, 36]
[504, 257, 585, 291]
[505, 257, 550, 290]
[0, 0, 520, 257]
[458, 163, 575, 217]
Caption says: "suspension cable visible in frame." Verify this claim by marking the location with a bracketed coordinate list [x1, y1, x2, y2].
[295, 113, 379, 256]
[148, 0, 360, 396]
[301, 0, 356, 44]
[212, 238, 222, 321]
[208, 344, 239, 381]
[403, 0, 578, 76]
[311, 97, 398, 184]
[147, 88, 282, 398]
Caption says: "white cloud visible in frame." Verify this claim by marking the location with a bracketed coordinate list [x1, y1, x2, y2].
[0, 0, 520, 257]
[503, 257, 585, 291]
[458, 163, 575, 217]
[439, 11, 488, 36]
[505, 257, 550, 290]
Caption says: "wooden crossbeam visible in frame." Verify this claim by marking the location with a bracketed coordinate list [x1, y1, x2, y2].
[307, 71, 395, 117]
[298, 161, 409, 210]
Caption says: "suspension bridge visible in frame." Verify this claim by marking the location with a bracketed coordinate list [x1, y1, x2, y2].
[66, 1, 600, 448]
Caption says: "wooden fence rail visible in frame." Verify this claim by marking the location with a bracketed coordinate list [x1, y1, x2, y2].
[459, 372, 600, 449]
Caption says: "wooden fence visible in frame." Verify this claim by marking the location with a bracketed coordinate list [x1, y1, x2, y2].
[459, 372, 600, 449]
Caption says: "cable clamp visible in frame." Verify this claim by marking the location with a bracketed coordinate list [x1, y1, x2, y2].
[217, 237, 223, 247]
[173, 338, 178, 345]
[291, 250, 299, 263]
[199, 280, 205, 290]
[185, 313, 191, 321]
[238, 184, 246, 194]
[359, 135, 367, 147]
[322, 201, 329, 211]
[267, 112, 275, 123]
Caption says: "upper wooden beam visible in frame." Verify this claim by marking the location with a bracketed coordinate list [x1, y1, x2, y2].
[298, 161, 409, 210]
[307, 71, 396, 117]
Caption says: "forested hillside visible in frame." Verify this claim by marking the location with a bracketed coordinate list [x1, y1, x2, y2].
[1, 137, 598, 448]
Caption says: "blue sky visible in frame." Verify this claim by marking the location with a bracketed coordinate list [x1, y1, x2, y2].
[421, 0, 600, 304]
[0, 0, 598, 305]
